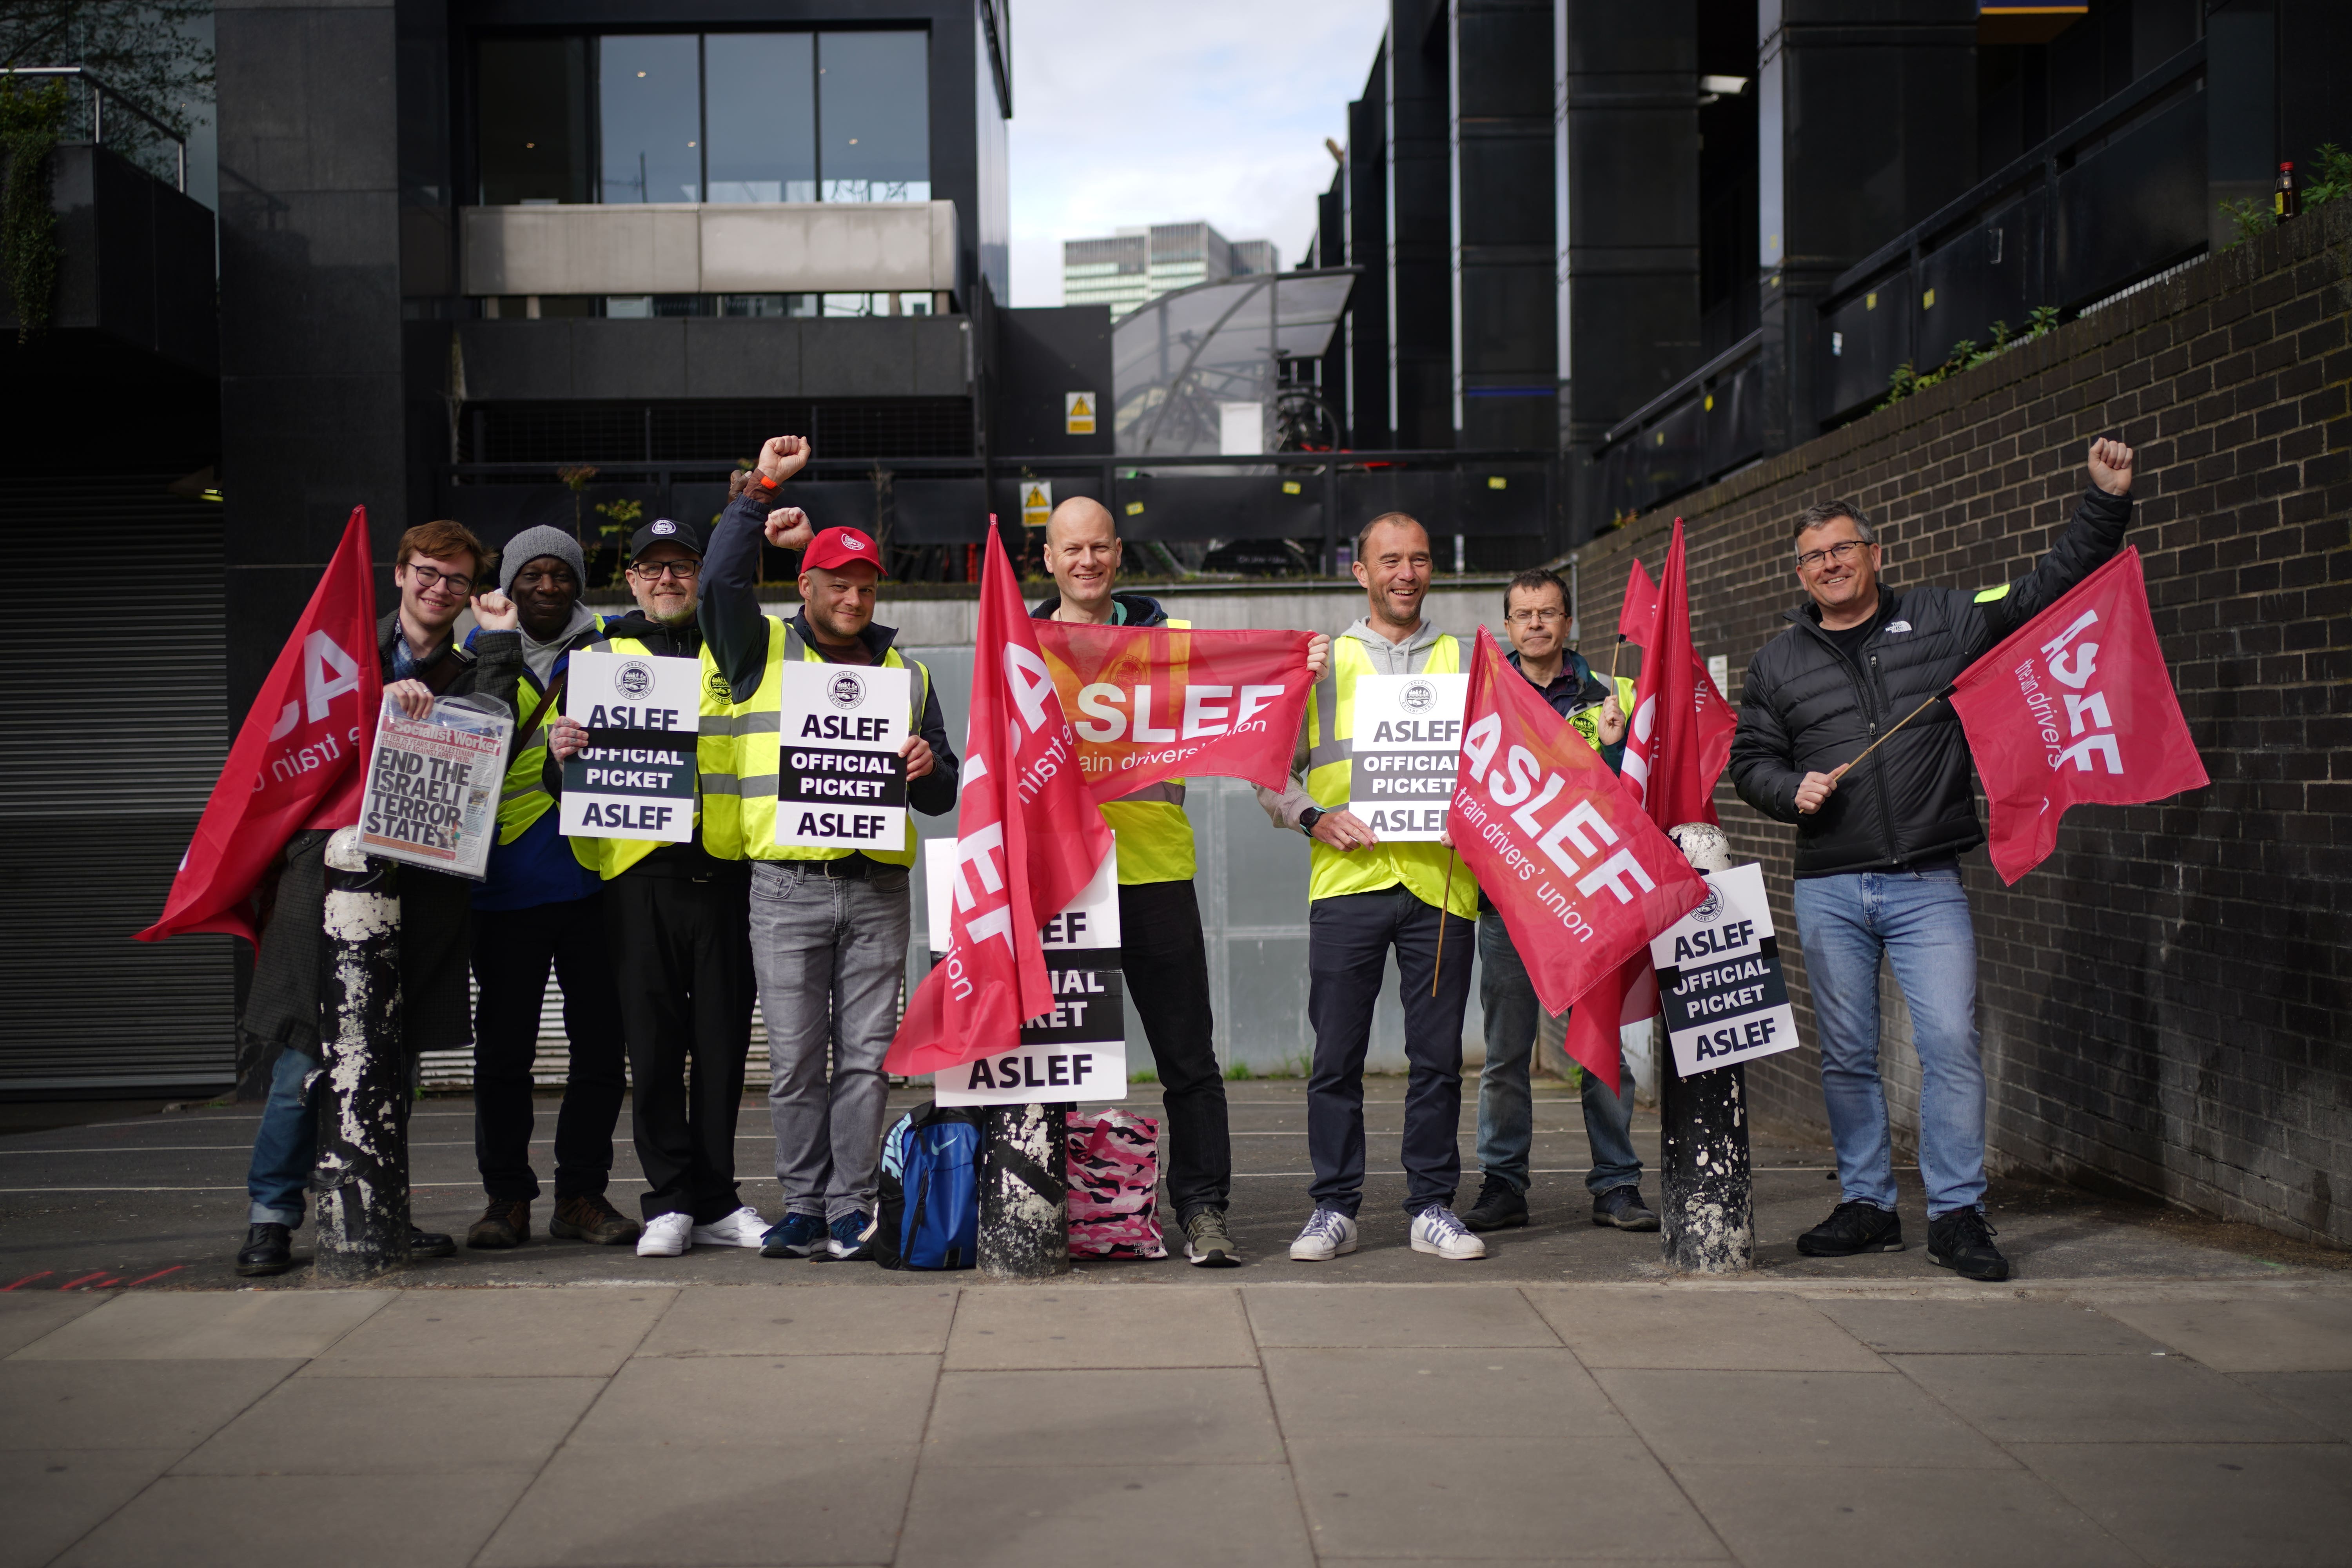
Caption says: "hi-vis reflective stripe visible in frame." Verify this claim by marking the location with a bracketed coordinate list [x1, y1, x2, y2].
[1304, 664, 1348, 772]
[702, 711, 783, 737]
[1975, 583, 2013, 603]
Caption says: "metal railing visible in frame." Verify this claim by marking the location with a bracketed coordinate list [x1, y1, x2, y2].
[0, 66, 189, 191]
[1590, 332, 1766, 524]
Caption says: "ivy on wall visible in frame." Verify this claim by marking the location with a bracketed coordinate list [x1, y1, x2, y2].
[0, 79, 66, 339]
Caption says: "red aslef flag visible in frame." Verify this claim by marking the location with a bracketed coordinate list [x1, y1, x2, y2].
[139, 507, 381, 946]
[1617, 555, 1662, 645]
[1947, 546, 2208, 883]
[1033, 622, 1312, 802]
[1448, 628, 1706, 1093]
[887, 530, 1115, 1076]
[1570, 519, 1738, 1078]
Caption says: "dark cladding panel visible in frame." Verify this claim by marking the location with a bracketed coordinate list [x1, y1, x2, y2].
[2055, 91, 2207, 308]
[891, 478, 986, 543]
[1822, 272, 1911, 419]
[996, 306, 1113, 455]
[1111, 474, 1326, 542]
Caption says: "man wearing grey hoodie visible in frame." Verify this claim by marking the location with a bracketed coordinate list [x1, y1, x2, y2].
[1257, 513, 1487, 1264]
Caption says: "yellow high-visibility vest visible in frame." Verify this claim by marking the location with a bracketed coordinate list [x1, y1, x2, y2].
[565, 629, 746, 881]
[1098, 615, 1195, 885]
[493, 615, 613, 846]
[1567, 674, 1639, 756]
[717, 619, 934, 867]
[1301, 633, 1479, 916]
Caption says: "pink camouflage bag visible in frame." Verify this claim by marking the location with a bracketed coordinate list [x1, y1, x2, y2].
[1065, 1108, 1167, 1260]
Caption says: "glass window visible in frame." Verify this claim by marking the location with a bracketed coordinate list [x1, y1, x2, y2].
[705, 34, 815, 202]
[477, 37, 591, 204]
[599, 34, 701, 202]
[818, 32, 929, 201]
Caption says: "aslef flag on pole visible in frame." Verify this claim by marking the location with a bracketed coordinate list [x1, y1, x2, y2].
[138, 506, 381, 946]
[886, 529, 1114, 1077]
[1448, 628, 1707, 1093]
[1947, 546, 2208, 884]
[1570, 519, 1739, 1076]
[1617, 555, 1661, 646]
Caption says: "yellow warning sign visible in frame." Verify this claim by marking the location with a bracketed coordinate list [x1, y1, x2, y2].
[1020, 481, 1053, 529]
[1065, 391, 1096, 436]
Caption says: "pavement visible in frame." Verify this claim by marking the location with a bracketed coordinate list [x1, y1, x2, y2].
[4, 1078, 2350, 1566]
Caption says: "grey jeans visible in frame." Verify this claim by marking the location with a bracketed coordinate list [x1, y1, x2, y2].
[749, 861, 912, 1223]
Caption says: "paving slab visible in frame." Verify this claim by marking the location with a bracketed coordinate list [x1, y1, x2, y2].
[10, 1289, 390, 1361]
[2090, 1292, 2352, 1372]
[571, 1352, 938, 1448]
[1525, 1287, 1887, 1371]
[635, 1280, 956, 1357]
[2013, 1442, 2352, 1568]
[1243, 1285, 1561, 1348]
[1593, 1368, 2012, 1469]
[1670, 1464, 2138, 1568]
[477, 1441, 917, 1566]
[0, 1292, 110, 1357]
[53, 1468, 534, 1568]
[1810, 1297, 2165, 1355]
[898, 1461, 1314, 1568]
[946, 1284, 1255, 1368]
[1260, 1347, 1628, 1437]
[0, 1359, 301, 1451]
[1285, 1434, 1725, 1561]
[0, 1448, 180, 1568]
[2229, 1370, 2352, 1440]
[1888, 1350, 2337, 1444]
[171, 1374, 603, 1475]
[926, 1367, 1284, 1466]
[299, 1287, 672, 1377]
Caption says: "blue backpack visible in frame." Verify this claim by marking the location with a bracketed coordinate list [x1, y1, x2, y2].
[872, 1103, 982, 1270]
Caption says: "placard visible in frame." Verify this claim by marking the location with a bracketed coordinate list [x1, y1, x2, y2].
[1345, 672, 1468, 840]
[1647, 862, 1802, 1077]
[359, 695, 510, 880]
[771, 661, 911, 851]
[924, 845, 1125, 1105]
[559, 650, 700, 842]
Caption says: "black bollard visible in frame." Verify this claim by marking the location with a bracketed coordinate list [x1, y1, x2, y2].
[1657, 823, 1755, 1272]
[311, 826, 411, 1282]
[979, 1102, 1069, 1279]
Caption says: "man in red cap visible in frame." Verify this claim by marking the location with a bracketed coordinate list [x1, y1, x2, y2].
[704, 437, 961, 1261]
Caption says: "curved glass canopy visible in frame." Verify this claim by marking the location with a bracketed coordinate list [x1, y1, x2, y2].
[1111, 267, 1356, 456]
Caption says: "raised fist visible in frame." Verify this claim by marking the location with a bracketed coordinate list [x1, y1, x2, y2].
[757, 435, 811, 484]
[2088, 437, 2134, 497]
[764, 506, 815, 552]
[471, 590, 520, 632]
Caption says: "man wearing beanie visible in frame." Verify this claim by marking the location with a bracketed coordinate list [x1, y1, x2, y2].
[461, 526, 638, 1251]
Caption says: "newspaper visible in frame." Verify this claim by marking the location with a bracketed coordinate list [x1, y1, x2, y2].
[358, 693, 513, 880]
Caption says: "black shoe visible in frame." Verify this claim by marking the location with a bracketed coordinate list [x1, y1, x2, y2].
[1461, 1174, 1529, 1232]
[1927, 1209, 2011, 1281]
[1797, 1199, 1906, 1257]
[1592, 1185, 1661, 1232]
[466, 1199, 530, 1250]
[234, 1222, 293, 1277]
[409, 1226, 456, 1259]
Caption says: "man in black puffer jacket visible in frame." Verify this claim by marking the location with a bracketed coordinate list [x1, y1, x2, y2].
[1730, 439, 2136, 1282]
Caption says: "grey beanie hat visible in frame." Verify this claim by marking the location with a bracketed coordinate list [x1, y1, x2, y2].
[497, 525, 588, 595]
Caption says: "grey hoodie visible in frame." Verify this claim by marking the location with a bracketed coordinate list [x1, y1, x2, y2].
[1256, 615, 1454, 831]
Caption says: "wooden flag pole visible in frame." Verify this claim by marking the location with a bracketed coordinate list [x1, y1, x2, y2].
[1836, 686, 1955, 780]
[1610, 635, 1625, 684]
[1431, 849, 1459, 998]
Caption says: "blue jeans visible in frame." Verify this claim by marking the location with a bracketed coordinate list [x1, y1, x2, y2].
[247, 1045, 319, 1226]
[1791, 867, 1986, 1219]
[1474, 913, 1642, 1196]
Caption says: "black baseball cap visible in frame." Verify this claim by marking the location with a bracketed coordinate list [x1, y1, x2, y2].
[627, 517, 707, 560]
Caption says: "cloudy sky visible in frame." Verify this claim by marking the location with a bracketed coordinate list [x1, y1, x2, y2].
[1004, 0, 1392, 306]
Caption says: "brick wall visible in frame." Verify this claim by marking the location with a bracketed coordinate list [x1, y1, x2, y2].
[1568, 204, 2351, 1248]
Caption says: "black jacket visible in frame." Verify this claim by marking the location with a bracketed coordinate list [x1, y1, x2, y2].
[1728, 486, 2132, 877]
[1029, 590, 1174, 628]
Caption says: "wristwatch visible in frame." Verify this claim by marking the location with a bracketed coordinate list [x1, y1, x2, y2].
[1298, 806, 1325, 837]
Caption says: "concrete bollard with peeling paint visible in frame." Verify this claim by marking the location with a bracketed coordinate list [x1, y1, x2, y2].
[311, 826, 412, 1283]
[1658, 823, 1755, 1273]
[978, 1103, 1070, 1279]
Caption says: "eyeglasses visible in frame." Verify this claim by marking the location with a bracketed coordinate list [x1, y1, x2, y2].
[1795, 539, 1869, 572]
[629, 559, 700, 581]
[402, 563, 475, 596]
[1505, 608, 1567, 626]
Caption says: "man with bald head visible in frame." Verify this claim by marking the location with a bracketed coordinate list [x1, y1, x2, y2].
[1032, 497, 1326, 1265]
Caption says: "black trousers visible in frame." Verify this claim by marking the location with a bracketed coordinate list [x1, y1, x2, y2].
[470, 893, 628, 1204]
[1306, 885, 1476, 1217]
[1116, 878, 1231, 1225]
[605, 871, 755, 1223]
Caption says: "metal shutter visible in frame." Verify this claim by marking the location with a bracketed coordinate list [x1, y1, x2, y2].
[0, 477, 236, 1094]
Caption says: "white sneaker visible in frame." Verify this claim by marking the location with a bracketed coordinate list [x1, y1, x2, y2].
[1410, 1205, 1487, 1261]
[1288, 1207, 1360, 1261]
[636, 1212, 693, 1257]
[691, 1206, 770, 1249]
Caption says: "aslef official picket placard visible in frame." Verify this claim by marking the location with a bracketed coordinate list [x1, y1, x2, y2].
[771, 661, 912, 851]
[1345, 672, 1468, 841]
[1646, 861, 1802, 1077]
[924, 845, 1126, 1105]
[559, 650, 701, 843]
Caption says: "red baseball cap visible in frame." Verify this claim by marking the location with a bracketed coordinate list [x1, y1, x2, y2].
[802, 526, 886, 576]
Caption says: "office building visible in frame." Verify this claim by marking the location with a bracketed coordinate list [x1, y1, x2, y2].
[1063, 220, 1278, 318]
